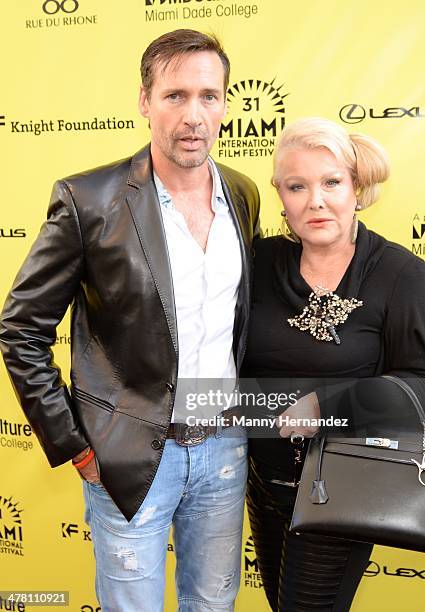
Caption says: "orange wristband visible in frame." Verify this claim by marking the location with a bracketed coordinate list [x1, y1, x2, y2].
[72, 448, 95, 470]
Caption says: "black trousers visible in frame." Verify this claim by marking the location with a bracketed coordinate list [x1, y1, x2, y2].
[247, 454, 373, 612]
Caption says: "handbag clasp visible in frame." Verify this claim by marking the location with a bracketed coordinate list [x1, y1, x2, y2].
[366, 437, 398, 449]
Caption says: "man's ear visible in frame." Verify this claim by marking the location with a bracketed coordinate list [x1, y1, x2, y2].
[139, 86, 150, 118]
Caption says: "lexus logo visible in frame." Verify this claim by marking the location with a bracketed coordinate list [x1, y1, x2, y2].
[339, 104, 366, 124]
[364, 560, 380, 577]
[340, 103, 425, 123]
[364, 560, 425, 579]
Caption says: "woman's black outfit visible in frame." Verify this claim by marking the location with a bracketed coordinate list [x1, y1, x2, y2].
[242, 223, 425, 612]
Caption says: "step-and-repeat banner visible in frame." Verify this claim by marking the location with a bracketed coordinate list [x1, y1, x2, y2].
[1, 1, 424, 611]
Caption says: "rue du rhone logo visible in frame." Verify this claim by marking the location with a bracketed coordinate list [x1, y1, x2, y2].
[26, 1, 97, 28]
[218, 78, 288, 159]
[42, 0, 79, 13]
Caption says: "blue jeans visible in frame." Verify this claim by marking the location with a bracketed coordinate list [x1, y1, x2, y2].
[83, 429, 248, 612]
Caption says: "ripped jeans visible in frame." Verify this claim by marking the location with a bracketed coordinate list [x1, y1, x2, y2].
[83, 428, 248, 612]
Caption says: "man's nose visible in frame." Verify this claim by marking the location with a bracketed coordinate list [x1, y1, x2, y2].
[183, 99, 202, 127]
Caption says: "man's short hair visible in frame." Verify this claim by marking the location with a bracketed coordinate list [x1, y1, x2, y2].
[141, 29, 230, 99]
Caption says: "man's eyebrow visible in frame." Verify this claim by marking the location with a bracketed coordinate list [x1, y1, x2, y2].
[160, 88, 222, 96]
[201, 88, 221, 94]
[162, 88, 185, 95]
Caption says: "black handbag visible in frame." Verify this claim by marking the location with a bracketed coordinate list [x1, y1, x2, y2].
[289, 375, 425, 552]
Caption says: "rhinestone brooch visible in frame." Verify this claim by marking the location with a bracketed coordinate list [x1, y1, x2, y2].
[287, 287, 363, 344]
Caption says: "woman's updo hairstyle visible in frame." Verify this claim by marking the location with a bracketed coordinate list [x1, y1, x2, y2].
[272, 117, 390, 208]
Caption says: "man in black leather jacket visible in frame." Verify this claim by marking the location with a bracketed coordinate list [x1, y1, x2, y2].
[0, 29, 260, 612]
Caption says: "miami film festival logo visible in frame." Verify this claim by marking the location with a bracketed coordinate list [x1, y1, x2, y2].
[0, 496, 24, 557]
[243, 535, 263, 589]
[25, 1, 98, 29]
[144, 0, 259, 23]
[339, 103, 425, 124]
[412, 213, 425, 257]
[218, 78, 288, 159]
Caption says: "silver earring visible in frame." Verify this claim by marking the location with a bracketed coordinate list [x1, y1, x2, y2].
[351, 213, 358, 243]
[355, 201, 362, 211]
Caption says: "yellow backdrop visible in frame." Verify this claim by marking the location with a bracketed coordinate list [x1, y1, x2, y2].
[1, 1, 424, 611]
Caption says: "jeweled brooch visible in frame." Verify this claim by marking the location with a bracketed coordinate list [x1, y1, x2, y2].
[287, 287, 363, 345]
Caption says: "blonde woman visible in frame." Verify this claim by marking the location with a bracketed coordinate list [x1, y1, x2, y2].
[242, 118, 425, 611]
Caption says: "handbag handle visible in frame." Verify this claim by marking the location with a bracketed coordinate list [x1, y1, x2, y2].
[382, 375, 425, 420]
[383, 376, 425, 486]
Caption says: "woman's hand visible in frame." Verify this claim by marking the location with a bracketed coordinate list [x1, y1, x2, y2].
[277, 391, 320, 438]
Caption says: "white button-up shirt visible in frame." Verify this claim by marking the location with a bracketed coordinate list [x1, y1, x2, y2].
[154, 159, 242, 420]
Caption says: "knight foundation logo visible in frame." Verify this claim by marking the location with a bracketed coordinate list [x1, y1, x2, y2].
[218, 79, 288, 159]
[0, 496, 24, 557]
[412, 214, 425, 257]
[243, 536, 263, 589]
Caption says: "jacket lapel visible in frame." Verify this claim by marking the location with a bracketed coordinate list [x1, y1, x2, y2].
[125, 146, 178, 354]
[124, 148, 252, 366]
[217, 164, 251, 287]
[217, 166, 252, 369]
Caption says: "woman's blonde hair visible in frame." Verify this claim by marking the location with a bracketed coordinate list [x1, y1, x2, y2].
[272, 117, 390, 208]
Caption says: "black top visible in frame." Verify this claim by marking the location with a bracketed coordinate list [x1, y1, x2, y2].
[242, 223, 425, 467]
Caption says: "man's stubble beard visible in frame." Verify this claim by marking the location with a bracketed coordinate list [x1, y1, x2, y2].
[167, 139, 211, 169]
[169, 151, 209, 168]
[155, 127, 218, 169]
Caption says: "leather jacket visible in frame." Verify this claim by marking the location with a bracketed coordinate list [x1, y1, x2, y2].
[0, 145, 261, 520]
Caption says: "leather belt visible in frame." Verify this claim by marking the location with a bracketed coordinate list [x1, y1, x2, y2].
[167, 408, 241, 446]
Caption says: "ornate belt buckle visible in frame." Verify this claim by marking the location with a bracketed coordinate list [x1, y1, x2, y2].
[175, 424, 208, 447]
